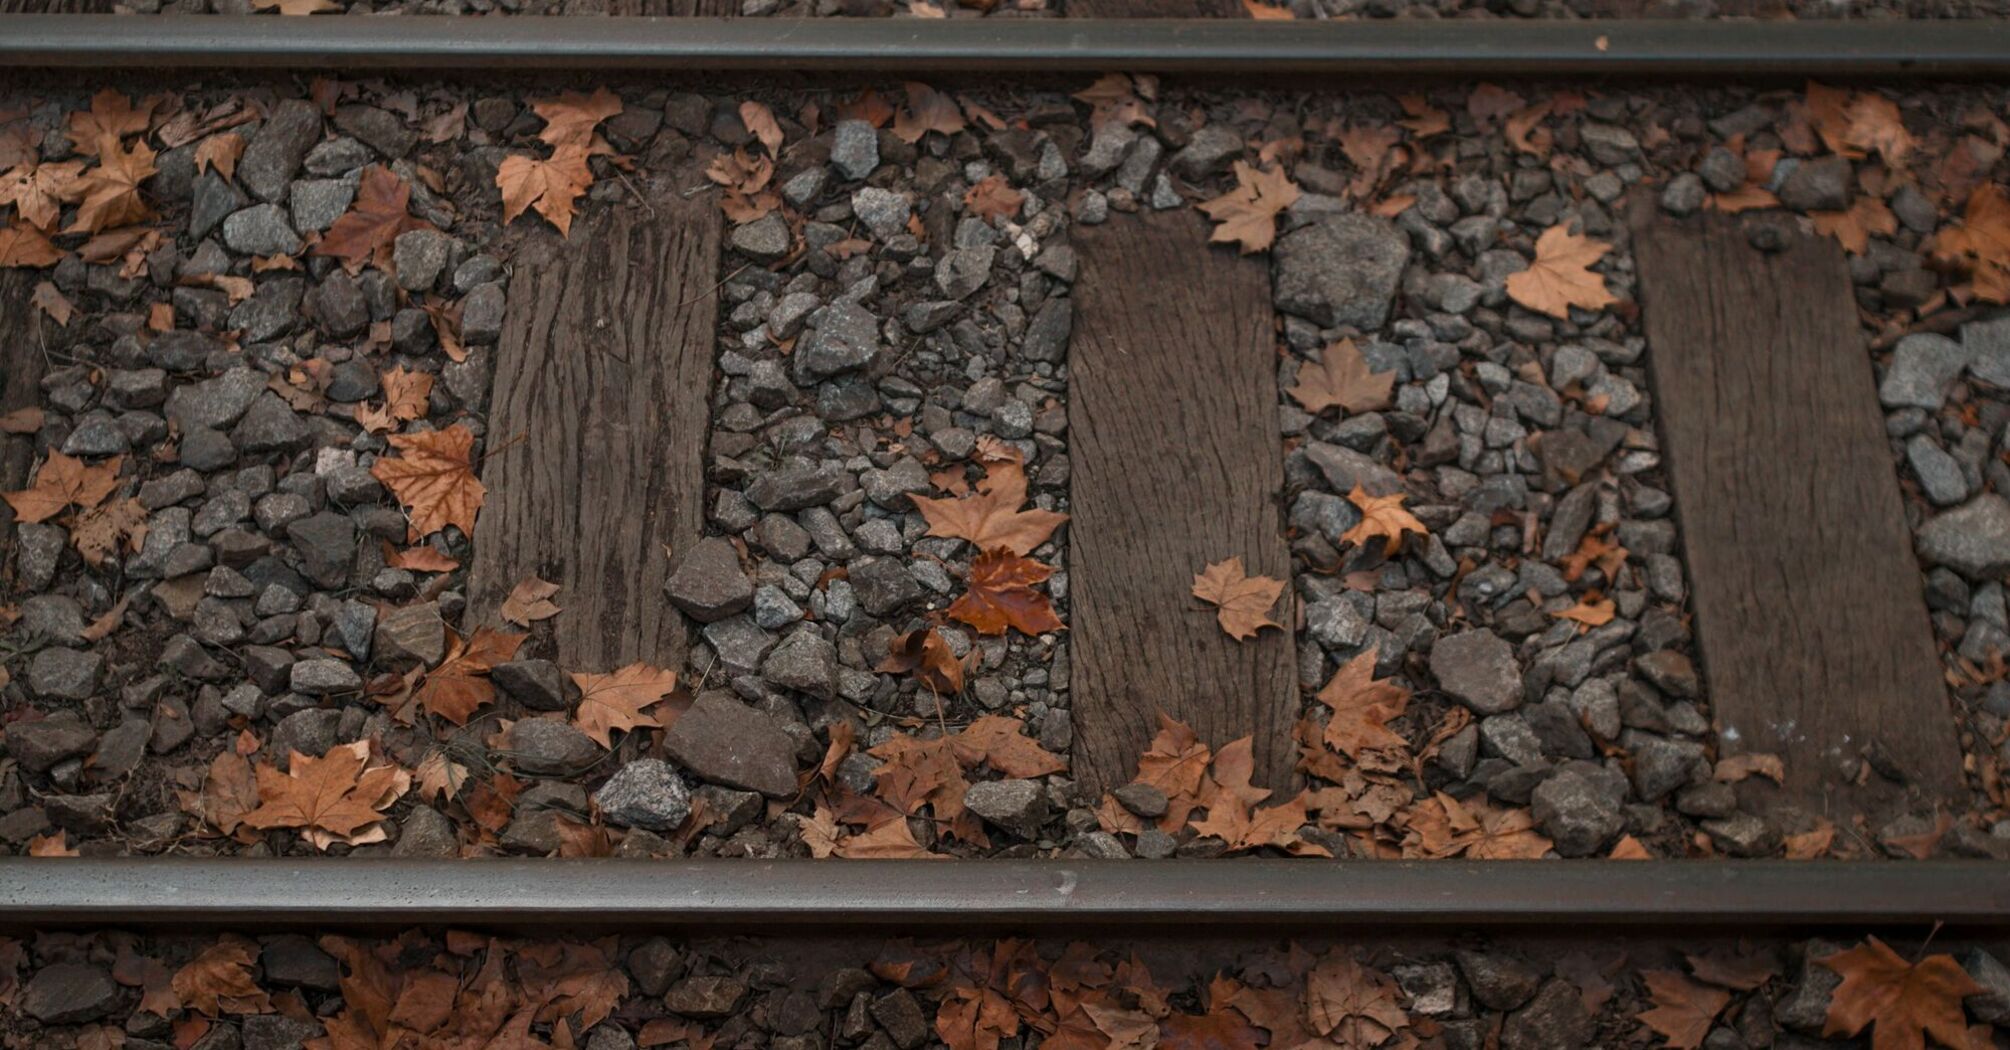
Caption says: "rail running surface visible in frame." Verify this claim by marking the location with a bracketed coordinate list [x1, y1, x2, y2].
[3, 859, 2007, 933]
[0, 16, 2008, 77]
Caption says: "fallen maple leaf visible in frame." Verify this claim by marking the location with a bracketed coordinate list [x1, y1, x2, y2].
[65, 138, 156, 235]
[372, 424, 486, 539]
[70, 495, 147, 567]
[835, 815, 942, 859]
[497, 146, 594, 236]
[380, 365, 433, 422]
[1160, 1005, 1264, 1050]
[314, 166, 433, 272]
[413, 626, 525, 725]
[27, 831, 76, 857]
[951, 715, 1066, 778]
[1812, 195, 1898, 256]
[500, 575, 562, 627]
[193, 133, 245, 181]
[66, 89, 155, 157]
[1197, 161, 1300, 254]
[1818, 938, 1982, 1050]
[1073, 74, 1157, 133]
[253, 0, 342, 14]
[878, 627, 966, 694]
[1934, 183, 2010, 304]
[0, 222, 61, 268]
[1844, 93, 1914, 169]
[4, 451, 121, 524]
[1552, 593, 1616, 631]
[171, 937, 271, 1017]
[912, 459, 1067, 556]
[1190, 557, 1284, 641]
[964, 175, 1024, 224]
[1338, 484, 1428, 557]
[570, 663, 679, 748]
[533, 88, 623, 151]
[1507, 225, 1617, 319]
[1287, 338, 1393, 415]
[0, 159, 84, 231]
[1686, 947, 1781, 991]
[1315, 649, 1410, 762]
[240, 742, 409, 850]
[739, 100, 785, 156]
[892, 82, 966, 145]
[1637, 970, 1729, 1050]
[948, 549, 1064, 637]
[1304, 956, 1410, 1047]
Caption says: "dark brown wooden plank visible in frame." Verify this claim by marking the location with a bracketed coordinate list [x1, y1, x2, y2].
[467, 193, 720, 672]
[0, 0, 112, 11]
[1067, 212, 1297, 793]
[1632, 208, 1961, 802]
[0, 271, 52, 577]
[1069, 0, 1245, 16]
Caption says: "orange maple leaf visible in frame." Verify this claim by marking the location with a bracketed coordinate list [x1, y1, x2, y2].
[963, 174, 1024, 224]
[380, 366, 433, 423]
[413, 626, 526, 725]
[1196, 161, 1300, 254]
[951, 715, 1066, 779]
[1551, 593, 1616, 631]
[834, 814, 943, 859]
[1304, 956, 1410, 1047]
[193, 133, 245, 181]
[1315, 649, 1410, 763]
[1160, 1005, 1264, 1050]
[1844, 93, 1915, 169]
[1934, 183, 2010, 304]
[372, 424, 486, 539]
[171, 937, 272, 1017]
[499, 575, 562, 627]
[1812, 195, 1898, 256]
[239, 742, 409, 849]
[877, 627, 966, 695]
[1338, 484, 1428, 557]
[65, 89, 156, 157]
[1818, 938, 1984, 1050]
[0, 221, 62, 268]
[948, 549, 1064, 637]
[65, 138, 155, 234]
[1287, 338, 1394, 416]
[1190, 557, 1285, 641]
[3, 451, 121, 524]
[1507, 225, 1616, 319]
[498, 146, 594, 237]
[1637, 970, 1730, 1050]
[911, 459, 1067, 556]
[0, 159, 84, 232]
[532, 88, 624, 152]
[570, 662, 679, 748]
[314, 166, 433, 272]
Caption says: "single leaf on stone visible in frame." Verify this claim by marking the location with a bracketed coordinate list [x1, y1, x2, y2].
[1190, 557, 1284, 641]
[497, 146, 594, 236]
[194, 751, 259, 836]
[533, 88, 624, 151]
[1507, 225, 1617, 319]
[27, 831, 76, 856]
[239, 742, 409, 849]
[835, 815, 942, 859]
[1304, 956, 1410, 1047]
[66, 89, 156, 157]
[315, 166, 433, 271]
[1315, 649, 1410, 761]
[1338, 484, 1428, 557]
[1551, 593, 1616, 631]
[952, 714, 1066, 778]
[414, 627, 525, 725]
[948, 549, 1064, 637]
[1812, 195, 1898, 256]
[892, 82, 966, 145]
[877, 627, 966, 694]
[963, 174, 1024, 224]
[570, 662, 679, 748]
[380, 365, 433, 422]
[1818, 937, 1983, 1050]
[1287, 338, 1393, 415]
[65, 138, 156, 235]
[414, 752, 469, 802]
[172, 937, 272, 1017]
[500, 575, 562, 627]
[4, 451, 122, 524]
[372, 423, 486, 539]
[0, 222, 61, 268]
[1196, 161, 1300, 254]
[1844, 93, 1914, 169]
[911, 459, 1067, 556]
[70, 495, 148, 567]
[1637, 970, 1730, 1050]
[0, 159, 84, 232]
[193, 133, 245, 181]
[1933, 183, 2010, 304]
[739, 101, 785, 156]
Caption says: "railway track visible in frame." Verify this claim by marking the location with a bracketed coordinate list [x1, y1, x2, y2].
[1, 10, 2009, 1049]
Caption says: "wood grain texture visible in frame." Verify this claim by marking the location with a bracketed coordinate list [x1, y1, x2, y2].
[467, 193, 720, 672]
[562, 0, 736, 15]
[0, 272, 52, 574]
[1069, 0, 1246, 15]
[0, 0, 112, 11]
[1632, 209, 1960, 801]
[1067, 211, 1297, 793]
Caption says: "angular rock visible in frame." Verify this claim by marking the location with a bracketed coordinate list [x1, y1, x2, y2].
[1272, 214, 1410, 332]
[6, 712, 98, 772]
[661, 692, 800, 797]
[240, 100, 324, 203]
[592, 758, 693, 831]
[794, 302, 882, 383]
[493, 659, 577, 711]
[1430, 629, 1522, 715]
[375, 602, 446, 667]
[761, 630, 837, 699]
[1879, 333, 1968, 411]
[964, 778, 1051, 837]
[504, 718, 602, 775]
[665, 537, 754, 623]
[1530, 769, 1621, 857]
[1918, 495, 2010, 579]
[28, 646, 103, 701]
[20, 963, 120, 1024]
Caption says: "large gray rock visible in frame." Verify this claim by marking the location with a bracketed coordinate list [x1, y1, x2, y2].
[240, 99, 325, 204]
[287, 511, 356, 589]
[27, 646, 102, 701]
[223, 203, 304, 256]
[20, 963, 120, 1024]
[1430, 629, 1522, 714]
[5, 711, 98, 772]
[1879, 332, 1969, 410]
[761, 629, 837, 700]
[830, 120, 879, 181]
[1918, 494, 2010, 579]
[794, 302, 882, 383]
[504, 718, 602, 775]
[665, 537, 754, 622]
[592, 758, 693, 831]
[1271, 213, 1410, 332]
[166, 367, 265, 430]
[964, 779, 1051, 838]
[1529, 769, 1620, 857]
[662, 692, 799, 797]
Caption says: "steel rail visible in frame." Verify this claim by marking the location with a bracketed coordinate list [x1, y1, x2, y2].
[2, 859, 2007, 933]
[0, 16, 2008, 78]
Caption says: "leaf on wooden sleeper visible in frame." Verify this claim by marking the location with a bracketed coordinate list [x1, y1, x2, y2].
[498, 146, 594, 237]
[1190, 557, 1284, 641]
[1714, 752, 1785, 785]
[500, 574, 562, 627]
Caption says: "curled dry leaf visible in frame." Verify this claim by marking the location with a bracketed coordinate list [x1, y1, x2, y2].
[892, 82, 966, 145]
[314, 166, 433, 272]
[371, 423, 487, 539]
[911, 458, 1067, 556]
[0, 222, 62, 268]
[172, 937, 272, 1017]
[877, 627, 966, 694]
[1506, 225, 1617, 320]
[413, 626, 525, 725]
[239, 742, 410, 850]
[948, 549, 1064, 638]
[1196, 161, 1300, 254]
[1338, 484, 1429, 557]
[4, 451, 121, 524]
[739, 100, 785, 156]
[570, 662, 680, 748]
[0, 158, 84, 232]
[1636, 970, 1730, 1050]
[65, 138, 156, 235]
[1190, 557, 1285, 641]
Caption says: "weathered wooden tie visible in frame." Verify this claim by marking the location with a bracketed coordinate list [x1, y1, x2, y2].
[1066, 212, 1299, 793]
[1067, 0, 1247, 15]
[0, 272, 52, 572]
[467, 193, 721, 670]
[1632, 208, 1961, 802]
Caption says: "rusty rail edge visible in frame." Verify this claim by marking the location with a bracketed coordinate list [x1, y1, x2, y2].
[0, 16, 2008, 77]
[1, 859, 2006, 933]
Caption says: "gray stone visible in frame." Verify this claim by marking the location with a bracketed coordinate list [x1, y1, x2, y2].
[1962, 948, 2010, 1024]
[308, 270, 370, 338]
[1430, 629, 1522, 714]
[666, 975, 748, 1019]
[1305, 596, 1369, 651]
[392, 805, 460, 857]
[850, 187, 911, 241]
[1021, 297, 1072, 364]
[1170, 125, 1243, 180]
[831, 120, 880, 181]
[334, 104, 417, 159]
[1918, 495, 2010, 579]
[1963, 316, 2010, 388]
[28, 646, 102, 701]
[1777, 155, 1851, 213]
[935, 245, 995, 299]
[232, 393, 309, 452]
[262, 934, 339, 990]
[190, 169, 248, 241]
[375, 602, 446, 666]
[662, 692, 800, 797]
[1659, 172, 1706, 217]
[730, 212, 792, 262]
[287, 511, 355, 589]
[666, 537, 754, 622]
[20, 963, 120, 1024]
[223, 202, 304, 256]
[290, 178, 357, 234]
[290, 658, 361, 696]
[20, 595, 86, 647]
[167, 368, 266, 430]
[964, 778, 1051, 837]
[1702, 812, 1782, 857]
[462, 282, 506, 345]
[762, 630, 837, 699]
[1907, 435, 1970, 506]
[1530, 769, 1620, 857]
[592, 758, 693, 831]
[244, 1014, 323, 1050]
[393, 228, 453, 292]
[1502, 978, 1591, 1050]
[1113, 782, 1168, 818]
[493, 659, 576, 711]
[1631, 734, 1707, 801]
[848, 557, 923, 618]
[1879, 333, 1969, 410]
[1272, 214, 1411, 331]
[6, 712, 97, 772]
[1453, 950, 1541, 1011]
[241, 100, 324, 203]
[504, 718, 603, 775]
[795, 301, 882, 382]
[747, 463, 845, 512]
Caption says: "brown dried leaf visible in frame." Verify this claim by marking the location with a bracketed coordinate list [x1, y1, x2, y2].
[948, 549, 1063, 638]
[1287, 338, 1393, 415]
[911, 459, 1067, 556]
[500, 575, 562, 627]
[315, 166, 433, 271]
[1338, 484, 1428, 557]
[371, 423, 486, 539]
[498, 146, 594, 236]
[4, 451, 121, 524]
[1190, 557, 1284, 641]
[570, 662, 679, 748]
[1196, 161, 1300, 254]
